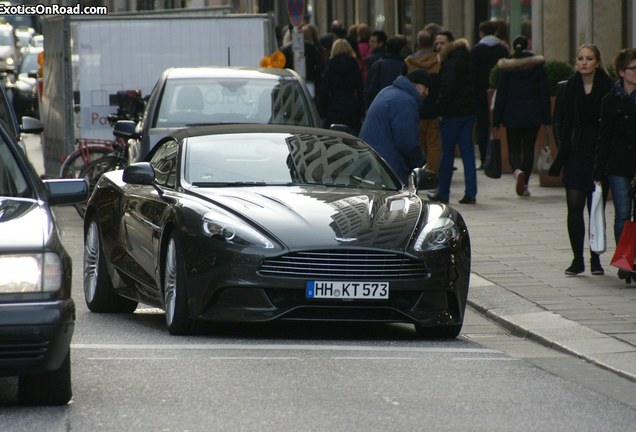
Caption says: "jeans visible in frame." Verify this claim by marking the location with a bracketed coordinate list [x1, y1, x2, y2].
[608, 175, 634, 243]
[438, 115, 477, 200]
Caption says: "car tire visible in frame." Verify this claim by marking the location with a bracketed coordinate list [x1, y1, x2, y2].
[84, 219, 138, 313]
[414, 324, 462, 339]
[163, 233, 194, 335]
[18, 350, 72, 406]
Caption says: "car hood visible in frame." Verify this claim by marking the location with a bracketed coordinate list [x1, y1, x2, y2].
[0, 198, 48, 251]
[193, 187, 423, 250]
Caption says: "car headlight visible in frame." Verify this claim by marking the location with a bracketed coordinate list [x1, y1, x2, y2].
[0, 253, 63, 293]
[412, 217, 458, 252]
[202, 210, 275, 249]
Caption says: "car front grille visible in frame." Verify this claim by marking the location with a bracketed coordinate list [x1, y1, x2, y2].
[259, 250, 428, 278]
[0, 341, 48, 361]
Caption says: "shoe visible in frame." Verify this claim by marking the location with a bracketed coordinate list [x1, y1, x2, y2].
[427, 193, 448, 204]
[476, 163, 484, 171]
[514, 169, 525, 196]
[618, 269, 633, 284]
[564, 258, 584, 276]
[458, 195, 476, 204]
[590, 255, 604, 275]
[522, 187, 531, 197]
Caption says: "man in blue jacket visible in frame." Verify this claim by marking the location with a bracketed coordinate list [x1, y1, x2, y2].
[359, 70, 430, 184]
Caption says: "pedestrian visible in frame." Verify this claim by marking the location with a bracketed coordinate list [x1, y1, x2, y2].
[433, 30, 454, 54]
[364, 35, 406, 109]
[319, 19, 346, 52]
[359, 70, 430, 184]
[548, 44, 614, 276]
[472, 20, 509, 169]
[365, 29, 388, 69]
[493, 35, 551, 197]
[281, 25, 324, 100]
[403, 29, 442, 173]
[593, 47, 636, 282]
[428, 38, 478, 205]
[318, 38, 364, 134]
[357, 23, 372, 82]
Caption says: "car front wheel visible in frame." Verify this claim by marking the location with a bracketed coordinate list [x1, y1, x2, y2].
[163, 233, 194, 335]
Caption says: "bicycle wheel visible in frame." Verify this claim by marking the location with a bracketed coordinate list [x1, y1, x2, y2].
[76, 155, 124, 218]
[59, 147, 112, 178]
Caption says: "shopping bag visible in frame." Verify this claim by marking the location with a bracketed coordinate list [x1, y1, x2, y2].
[483, 138, 502, 179]
[589, 183, 606, 254]
[538, 126, 563, 187]
[610, 221, 636, 271]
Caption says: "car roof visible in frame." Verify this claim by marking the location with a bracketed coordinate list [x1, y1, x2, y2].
[163, 67, 300, 81]
[167, 124, 356, 142]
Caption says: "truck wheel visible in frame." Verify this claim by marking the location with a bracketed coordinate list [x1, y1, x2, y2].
[18, 350, 72, 405]
[84, 219, 138, 313]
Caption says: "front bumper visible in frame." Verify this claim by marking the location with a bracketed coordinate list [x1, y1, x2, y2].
[0, 299, 75, 376]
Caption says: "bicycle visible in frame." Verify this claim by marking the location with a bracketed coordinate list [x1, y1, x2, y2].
[59, 138, 115, 178]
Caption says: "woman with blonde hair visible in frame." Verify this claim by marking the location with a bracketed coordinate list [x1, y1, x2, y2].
[318, 39, 364, 134]
[549, 44, 613, 276]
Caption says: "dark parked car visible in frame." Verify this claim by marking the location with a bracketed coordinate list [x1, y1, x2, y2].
[116, 66, 322, 163]
[0, 122, 88, 405]
[83, 125, 471, 338]
[0, 80, 43, 154]
[12, 45, 42, 119]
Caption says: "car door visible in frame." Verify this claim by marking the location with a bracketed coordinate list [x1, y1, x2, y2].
[122, 139, 178, 299]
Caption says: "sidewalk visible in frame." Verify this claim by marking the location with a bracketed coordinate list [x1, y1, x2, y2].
[24, 135, 636, 382]
[445, 159, 636, 383]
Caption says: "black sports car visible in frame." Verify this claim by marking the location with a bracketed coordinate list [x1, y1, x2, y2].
[83, 125, 471, 338]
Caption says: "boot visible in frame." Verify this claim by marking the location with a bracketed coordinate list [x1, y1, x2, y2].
[565, 257, 584, 276]
[590, 253, 604, 275]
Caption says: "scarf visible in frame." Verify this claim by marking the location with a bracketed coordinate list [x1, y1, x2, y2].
[613, 79, 636, 106]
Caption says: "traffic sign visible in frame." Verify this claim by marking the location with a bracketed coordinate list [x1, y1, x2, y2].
[287, 0, 305, 28]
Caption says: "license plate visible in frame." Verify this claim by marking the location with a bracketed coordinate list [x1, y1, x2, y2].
[306, 281, 389, 299]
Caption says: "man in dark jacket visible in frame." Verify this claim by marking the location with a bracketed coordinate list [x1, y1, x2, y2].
[365, 29, 388, 69]
[429, 38, 478, 205]
[364, 35, 405, 109]
[359, 70, 430, 184]
[403, 29, 442, 173]
[471, 21, 509, 168]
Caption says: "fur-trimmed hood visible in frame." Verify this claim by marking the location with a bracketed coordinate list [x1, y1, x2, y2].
[439, 38, 470, 62]
[497, 53, 545, 71]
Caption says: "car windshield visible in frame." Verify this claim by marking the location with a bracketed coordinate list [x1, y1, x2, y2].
[154, 77, 313, 128]
[0, 29, 13, 46]
[0, 137, 31, 198]
[182, 132, 400, 191]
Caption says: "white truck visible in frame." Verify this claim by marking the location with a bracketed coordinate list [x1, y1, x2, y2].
[40, 9, 277, 177]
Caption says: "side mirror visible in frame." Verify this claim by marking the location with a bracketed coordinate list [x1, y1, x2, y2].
[409, 167, 438, 192]
[329, 123, 356, 135]
[113, 120, 140, 140]
[122, 162, 154, 185]
[21, 116, 44, 134]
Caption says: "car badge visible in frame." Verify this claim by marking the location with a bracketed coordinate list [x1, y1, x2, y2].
[335, 237, 357, 243]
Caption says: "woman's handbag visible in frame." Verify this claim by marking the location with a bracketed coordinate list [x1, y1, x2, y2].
[610, 221, 636, 271]
[589, 183, 606, 254]
[483, 136, 502, 179]
[538, 126, 563, 187]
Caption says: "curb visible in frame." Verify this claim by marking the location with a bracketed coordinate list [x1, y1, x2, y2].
[467, 273, 636, 383]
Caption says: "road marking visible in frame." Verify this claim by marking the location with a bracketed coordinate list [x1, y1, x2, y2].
[72, 343, 500, 354]
[452, 357, 523, 361]
[87, 357, 177, 361]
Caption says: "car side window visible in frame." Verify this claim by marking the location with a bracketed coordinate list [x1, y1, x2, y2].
[149, 140, 178, 188]
[0, 136, 31, 197]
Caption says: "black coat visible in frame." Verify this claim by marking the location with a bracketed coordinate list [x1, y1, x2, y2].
[593, 83, 636, 180]
[318, 54, 364, 131]
[363, 55, 405, 109]
[492, 52, 551, 129]
[471, 39, 509, 90]
[438, 40, 476, 117]
[549, 70, 613, 176]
